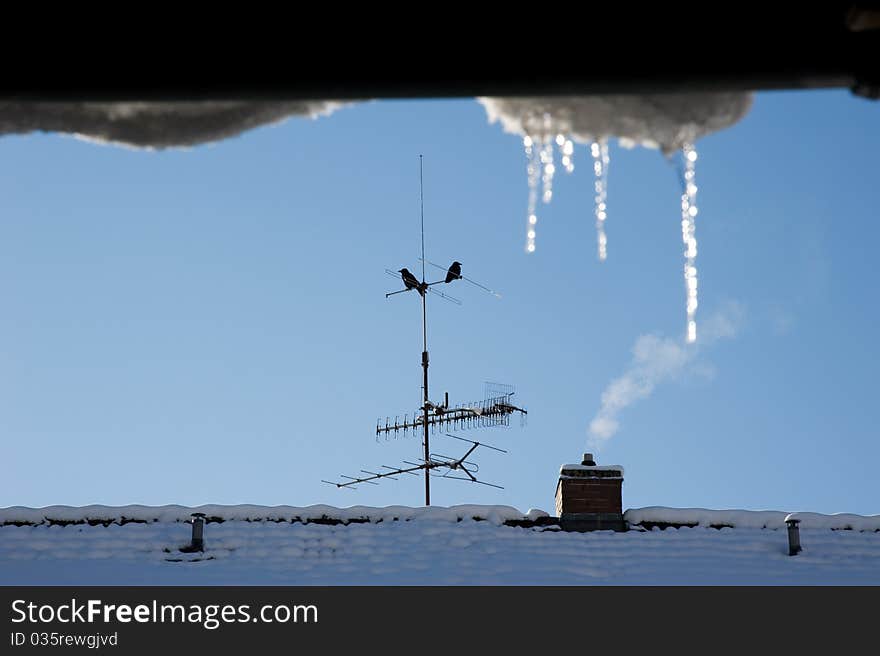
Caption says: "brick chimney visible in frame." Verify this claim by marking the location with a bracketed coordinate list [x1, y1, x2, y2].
[555, 453, 625, 531]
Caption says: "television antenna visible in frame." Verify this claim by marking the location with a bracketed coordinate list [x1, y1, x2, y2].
[322, 434, 509, 491]
[323, 156, 527, 505]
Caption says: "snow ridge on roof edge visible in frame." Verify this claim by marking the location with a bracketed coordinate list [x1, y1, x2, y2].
[3, 505, 878, 531]
[624, 507, 880, 531]
[0, 504, 550, 526]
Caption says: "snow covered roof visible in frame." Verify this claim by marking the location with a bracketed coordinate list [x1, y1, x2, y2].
[2, 504, 878, 585]
[625, 507, 880, 531]
[0, 503, 549, 527]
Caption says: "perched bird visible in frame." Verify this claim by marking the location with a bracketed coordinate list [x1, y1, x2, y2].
[399, 268, 423, 293]
[445, 261, 462, 284]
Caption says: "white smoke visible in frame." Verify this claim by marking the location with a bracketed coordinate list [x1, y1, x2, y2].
[588, 302, 745, 450]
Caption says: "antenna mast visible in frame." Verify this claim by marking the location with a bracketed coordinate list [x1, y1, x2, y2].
[419, 154, 431, 505]
[324, 157, 527, 504]
[420, 154, 426, 282]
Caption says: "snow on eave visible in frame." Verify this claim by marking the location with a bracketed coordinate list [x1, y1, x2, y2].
[624, 507, 880, 531]
[0, 504, 549, 527]
[5, 504, 877, 532]
[559, 464, 624, 474]
[783, 511, 880, 531]
[479, 93, 754, 154]
[0, 101, 347, 150]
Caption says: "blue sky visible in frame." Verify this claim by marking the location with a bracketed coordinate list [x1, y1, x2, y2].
[1, 90, 877, 514]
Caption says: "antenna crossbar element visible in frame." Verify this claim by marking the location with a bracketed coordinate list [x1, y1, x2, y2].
[440, 476, 504, 490]
[325, 441, 503, 491]
[384, 270, 462, 305]
[376, 393, 527, 436]
[444, 433, 508, 454]
[420, 258, 502, 298]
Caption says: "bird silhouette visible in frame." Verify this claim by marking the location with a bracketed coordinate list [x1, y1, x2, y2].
[445, 261, 462, 284]
[399, 268, 424, 294]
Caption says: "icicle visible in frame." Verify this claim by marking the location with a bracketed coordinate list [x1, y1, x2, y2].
[522, 115, 575, 253]
[591, 139, 610, 261]
[540, 136, 555, 204]
[524, 135, 540, 253]
[681, 143, 699, 342]
[558, 134, 575, 173]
